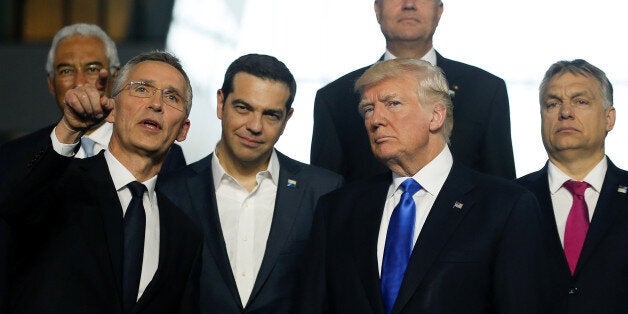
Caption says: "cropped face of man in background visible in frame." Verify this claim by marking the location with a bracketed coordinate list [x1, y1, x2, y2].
[47, 34, 117, 114]
[375, 0, 443, 48]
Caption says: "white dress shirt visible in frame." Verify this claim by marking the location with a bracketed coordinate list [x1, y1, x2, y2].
[384, 47, 437, 66]
[50, 122, 112, 158]
[377, 146, 453, 275]
[52, 131, 160, 301]
[548, 157, 606, 246]
[212, 149, 280, 306]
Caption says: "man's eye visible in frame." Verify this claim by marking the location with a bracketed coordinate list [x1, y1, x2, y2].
[164, 91, 181, 103]
[388, 100, 401, 106]
[575, 99, 589, 105]
[134, 86, 148, 93]
[546, 102, 558, 109]
[86, 66, 101, 73]
[58, 68, 73, 75]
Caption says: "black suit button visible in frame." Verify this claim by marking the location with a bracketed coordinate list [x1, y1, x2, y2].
[568, 287, 578, 295]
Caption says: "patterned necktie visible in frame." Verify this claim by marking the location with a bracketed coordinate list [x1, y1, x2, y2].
[381, 178, 421, 314]
[80, 137, 96, 157]
[123, 181, 146, 313]
[563, 180, 590, 275]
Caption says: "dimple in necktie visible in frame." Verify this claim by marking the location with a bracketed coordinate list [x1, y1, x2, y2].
[381, 178, 421, 314]
[123, 181, 146, 313]
[80, 137, 96, 157]
[563, 180, 590, 275]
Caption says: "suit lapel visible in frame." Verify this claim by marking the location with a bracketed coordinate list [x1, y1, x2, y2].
[392, 163, 474, 314]
[248, 153, 304, 305]
[76, 154, 125, 303]
[576, 161, 628, 275]
[352, 174, 390, 314]
[188, 156, 243, 305]
[526, 166, 572, 277]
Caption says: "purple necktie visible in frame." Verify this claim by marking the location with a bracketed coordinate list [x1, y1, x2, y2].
[563, 180, 590, 275]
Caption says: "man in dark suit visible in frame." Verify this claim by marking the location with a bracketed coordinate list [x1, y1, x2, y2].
[517, 59, 627, 313]
[311, 0, 514, 183]
[160, 54, 343, 313]
[299, 59, 546, 313]
[0, 24, 186, 310]
[0, 51, 201, 313]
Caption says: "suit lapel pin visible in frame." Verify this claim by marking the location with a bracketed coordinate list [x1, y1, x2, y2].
[453, 201, 464, 210]
[287, 179, 297, 188]
[618, 185, 628, 194]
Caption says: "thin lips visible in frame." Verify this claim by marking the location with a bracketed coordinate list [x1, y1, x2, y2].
[556, 126, 579, 133]
[141, 118, 162, 130]
[237, 134, 263, 145]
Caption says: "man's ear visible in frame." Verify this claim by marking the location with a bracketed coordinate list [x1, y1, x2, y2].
[47, 75, 55, 95]
[429, 102, 446, 132]
[217, 89, 225, 120]
[176, 119, 191, 142]
[374, 1, 382, 24]
[105, 99, 116, 123]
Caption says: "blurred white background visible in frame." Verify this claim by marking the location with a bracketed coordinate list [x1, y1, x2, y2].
[167, 0, 627, 177]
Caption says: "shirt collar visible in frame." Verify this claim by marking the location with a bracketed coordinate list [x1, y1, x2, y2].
[212, 148, 280, 188]
[104, 150, 157, 193]
[547, 156, 607, 194]
[391, 145, 453, 197]
[384, 47, 437, 66]
[85, 122, 113, 149]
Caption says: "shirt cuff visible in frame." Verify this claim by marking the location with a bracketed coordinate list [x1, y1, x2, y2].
[50, 126, 79, 157]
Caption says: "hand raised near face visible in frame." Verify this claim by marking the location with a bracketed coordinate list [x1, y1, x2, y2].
[55, 68, 116, 143]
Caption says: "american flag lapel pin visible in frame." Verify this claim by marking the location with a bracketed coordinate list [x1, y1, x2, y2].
[287, 179, 297, 188]
[618, 185, 628, 194]
[453, 201, 463, 210]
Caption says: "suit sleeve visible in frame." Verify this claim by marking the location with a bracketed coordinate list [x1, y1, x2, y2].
[0, 146, 71, 226]
[482, 80, 516, 179]
[310, 89, 344, 176]
[297, 194, 331, 314]
[493, 190, 549, 313]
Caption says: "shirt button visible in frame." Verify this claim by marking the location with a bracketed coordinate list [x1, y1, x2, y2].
[568, 287, 578, 295]
[241, 272, 246, 277]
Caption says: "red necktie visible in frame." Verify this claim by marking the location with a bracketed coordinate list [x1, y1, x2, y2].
[563, 180, 590, 275]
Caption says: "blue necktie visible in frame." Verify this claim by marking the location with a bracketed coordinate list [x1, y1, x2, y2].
[381, 178, 421, 314]
[123, 181, 146, 313]
[80, 137, 96, 157]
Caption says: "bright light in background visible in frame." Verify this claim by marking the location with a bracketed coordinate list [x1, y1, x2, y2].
[167, 0, 627, 177]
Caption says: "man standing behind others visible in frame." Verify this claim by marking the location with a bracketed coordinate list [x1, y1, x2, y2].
[517, 60, 627, 313]
[311, 0, 515, 183]
[299, 59, 546, 313]
[160, 54, 343, 313]
[1, 51, 201, 313]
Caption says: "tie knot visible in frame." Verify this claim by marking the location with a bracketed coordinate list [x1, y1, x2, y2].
[127, 181, 146, 199]
[400, 178, 421, 196]
[81, 137, 97, 157]
[563, 180, 589, 197]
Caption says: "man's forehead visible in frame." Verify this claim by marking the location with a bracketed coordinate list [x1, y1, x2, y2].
[129, 61, 185, 88]
[547, 73, 599, 95]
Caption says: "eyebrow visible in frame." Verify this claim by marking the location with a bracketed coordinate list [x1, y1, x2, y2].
[55, 61, 104, 69]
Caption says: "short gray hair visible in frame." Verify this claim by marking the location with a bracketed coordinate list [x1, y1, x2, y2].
[112, 51, 193, 116]
[539, 59, 613, 109]
[354, 58, 454, 142]
[46, 23, 119, 78]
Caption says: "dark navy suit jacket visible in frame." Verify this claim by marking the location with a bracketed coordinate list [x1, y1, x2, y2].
[159, 151, 343, 313]
[517, 160, 628, 313]
[299, 162, 547, 313]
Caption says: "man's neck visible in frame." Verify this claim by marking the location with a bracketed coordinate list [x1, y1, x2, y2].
[215, 142, 271, 192]
[549, 151, 605, 181]
[109, 146, 162, 182]
[386, 40, 433, 59]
